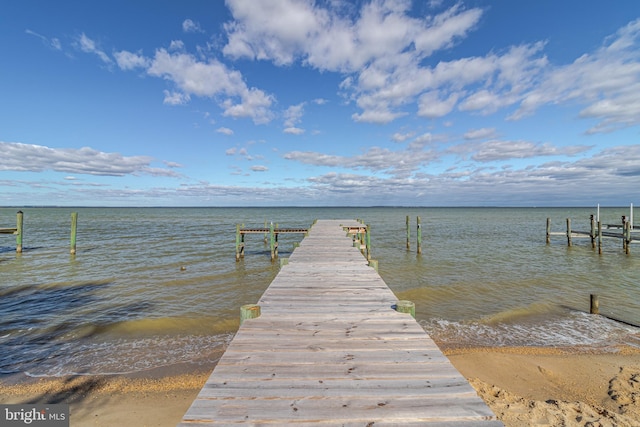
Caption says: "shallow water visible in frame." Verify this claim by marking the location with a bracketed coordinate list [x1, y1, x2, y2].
[1, 206, 639, 377]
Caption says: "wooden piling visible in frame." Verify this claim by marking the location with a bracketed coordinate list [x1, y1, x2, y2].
[368, 259, 378, 272]
[622, 216, 627, 252]
[240, 304, 261, 325]
[365, 224, 371, 260]
[70, 212, 78, 255]
[546, 218, 551, 244]
[235, 224, 245, 261]
[566, 218, 572, 247]
[16, 211, 23, 253]
[598, 220, 603, 254]
[395, 300, 416, 318]
[625, 220, 631, 255]
[590, 294, 599, 315]
[417, 216, 422, 254]
[406, 215, 410, 250]
[589, 215, 596, 249]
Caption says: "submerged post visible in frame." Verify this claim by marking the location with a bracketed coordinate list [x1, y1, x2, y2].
[590, 214, 596, 249]
[622, 216, 627, 252]
[406, 215, 410, 250]
[16, 210, 23, 253]
[590, 294, 599, 315]
[416, 216, 422, 254]
[70, 212, 78, 255]
[566, 218, 572, 247]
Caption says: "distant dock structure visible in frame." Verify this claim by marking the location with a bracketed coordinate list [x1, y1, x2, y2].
[181, 219, 501, 425]
[547, 204, 638, 254]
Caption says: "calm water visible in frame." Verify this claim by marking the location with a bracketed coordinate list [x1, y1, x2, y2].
[1, 207, 639, 378]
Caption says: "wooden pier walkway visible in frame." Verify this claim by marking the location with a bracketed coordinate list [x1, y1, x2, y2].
[179, 220, 501, 426]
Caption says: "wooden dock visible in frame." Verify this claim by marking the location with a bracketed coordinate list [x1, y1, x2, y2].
[180, 220, 501, 426]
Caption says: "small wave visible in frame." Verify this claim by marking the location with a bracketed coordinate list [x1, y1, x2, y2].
[12, 333, 233, 378]
[422, 310, 640, 351]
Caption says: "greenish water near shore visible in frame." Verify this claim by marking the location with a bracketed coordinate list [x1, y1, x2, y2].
[1, 207, 639, 377]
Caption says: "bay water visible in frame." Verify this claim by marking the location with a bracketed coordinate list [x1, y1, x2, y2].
[1, 207, 639, 378]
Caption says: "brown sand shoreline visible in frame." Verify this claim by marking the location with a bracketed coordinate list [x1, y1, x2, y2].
[1, 346, 639, 426]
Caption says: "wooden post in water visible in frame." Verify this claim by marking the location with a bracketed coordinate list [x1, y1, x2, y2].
[590, 215, 596, 249]
[546, 218, 551, 244]
[235, 224, 245, 262]
[395, 300, 416, 318]
[416, 216, 422, 254]
[625, 220, 631, 255]
[70, 212, 78, 255]
[269, 222, 276, 261]
[566, 218, 572, 247]
[406, 215, 410, 250]
[590, 294, 599, 315]
[597, 220, 603, 254]
[16, 210, 23, 253]
[264, 219, 268, 244]
[622, 216, 627, 252]
[240, 304, 261, 325]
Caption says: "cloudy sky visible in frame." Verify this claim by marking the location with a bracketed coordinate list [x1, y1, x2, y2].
[2, 0, 640, 206]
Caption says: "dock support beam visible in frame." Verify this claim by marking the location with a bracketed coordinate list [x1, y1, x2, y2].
[15, 211, 23, 253]
[70, 212, 78, 255]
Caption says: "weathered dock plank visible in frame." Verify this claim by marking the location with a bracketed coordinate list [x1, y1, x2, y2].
[179, 220, 501, 426]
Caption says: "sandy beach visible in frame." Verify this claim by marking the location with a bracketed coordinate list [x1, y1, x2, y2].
[1, 346, 639, 426]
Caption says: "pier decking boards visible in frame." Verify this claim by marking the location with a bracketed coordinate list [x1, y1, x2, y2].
[179, 220, 501, 426]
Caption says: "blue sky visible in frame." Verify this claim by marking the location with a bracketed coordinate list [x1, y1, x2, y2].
[2, 0, 640, 206]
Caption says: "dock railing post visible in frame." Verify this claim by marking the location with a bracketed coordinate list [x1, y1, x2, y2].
[395, 300, 416, 318]
[16, 210, 23, 253]
[70, 212, 78, 255]
[416, 216, 422, 254]
[566, 218, 572, 247]
[240, 304, 261, 325]
[270, 222, 276, 261]
[366, 224, 371, 260]
[406, 215, 410, 250]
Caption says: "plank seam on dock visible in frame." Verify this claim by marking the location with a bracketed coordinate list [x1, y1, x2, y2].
[179, 219, 501, 426]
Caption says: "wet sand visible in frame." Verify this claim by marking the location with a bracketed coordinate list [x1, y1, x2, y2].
[1, 346, 640, 426]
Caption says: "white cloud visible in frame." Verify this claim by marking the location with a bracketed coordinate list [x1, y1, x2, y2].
[217, 127, 234, 135]
[391, 131, 414, 143]
[251, 165, 269, 172]
[284, 127, 305, 135]
[25, 29, 62, 51]
[464, 128, 498, 140]
[162, 90, 191, 105]
[0, 141, 180, 177]
[510, 19, 640, 133]
[114, 50, 149, 70]
[182, 19, 203, 33]
[76, 33, 112, 64]
[145, 49, 275, 123]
